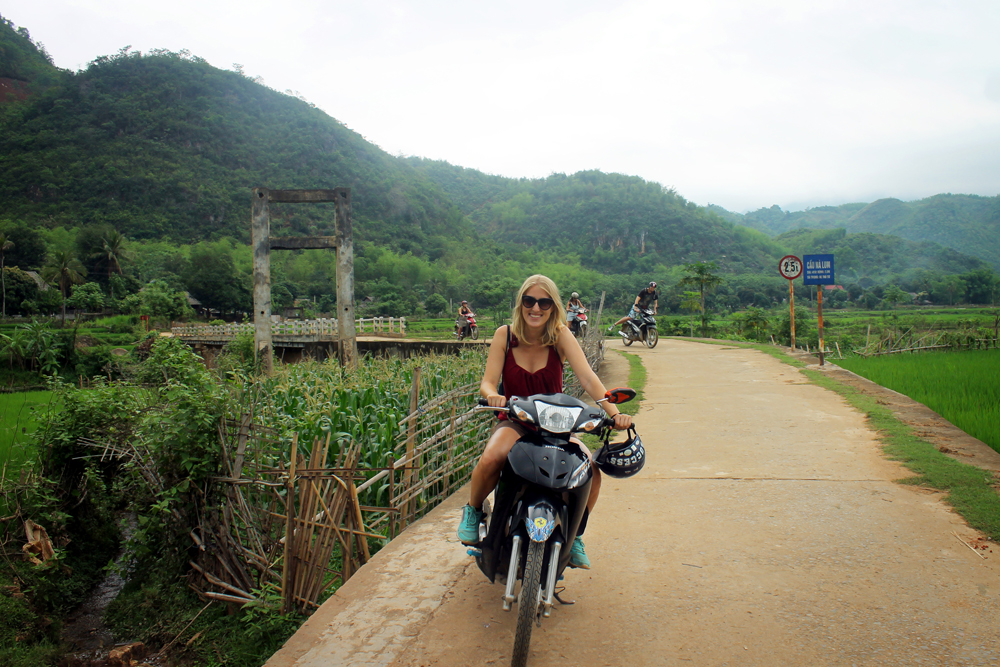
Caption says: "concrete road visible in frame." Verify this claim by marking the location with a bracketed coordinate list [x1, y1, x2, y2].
[268, 339, 1000, 667]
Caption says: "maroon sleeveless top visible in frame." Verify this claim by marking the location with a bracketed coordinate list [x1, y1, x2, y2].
[498, 327, 563, 420]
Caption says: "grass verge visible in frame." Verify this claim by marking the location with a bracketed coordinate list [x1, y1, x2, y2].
[690, 339, 1000, 541]
[616, 350, 646, 417]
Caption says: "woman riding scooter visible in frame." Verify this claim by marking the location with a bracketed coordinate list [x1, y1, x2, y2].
[455, 300, 474, 337]
[566, 292, 586, 337]
[457, 275, 632, 568]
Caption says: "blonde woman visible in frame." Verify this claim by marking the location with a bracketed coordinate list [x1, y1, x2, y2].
[457, 275, 633, 568]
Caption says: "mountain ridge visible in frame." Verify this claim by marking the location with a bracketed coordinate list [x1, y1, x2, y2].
[0, 14, 994, 290]
[714, 194, 1000, 269]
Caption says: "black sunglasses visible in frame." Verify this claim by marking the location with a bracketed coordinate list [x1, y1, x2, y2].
[521, 295, 555, 310]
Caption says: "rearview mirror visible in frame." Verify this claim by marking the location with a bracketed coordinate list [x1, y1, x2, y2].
[605, 388, 636, 404]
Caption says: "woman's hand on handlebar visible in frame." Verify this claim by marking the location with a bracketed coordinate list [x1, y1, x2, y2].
[486, 393, 507, 408]
[609, 413, 632, 430]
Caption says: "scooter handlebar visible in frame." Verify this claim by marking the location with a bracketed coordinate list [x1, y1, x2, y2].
[476, 398, 509, 411]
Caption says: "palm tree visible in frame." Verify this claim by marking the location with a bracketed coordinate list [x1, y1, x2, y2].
[679, 261, 723, 336]
[92, 230, 128, 302]
[681, 291, 701, 337]
[41, 251, 87, 325]
[0, 233, 13, 318]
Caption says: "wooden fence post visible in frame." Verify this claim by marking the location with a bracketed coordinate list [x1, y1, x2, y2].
[401, 367, 421, 530]
[387, 455, 396, 539]
[335, 189, 358, 369]
[251, 188, 273, 375]
[444, 401, 457, 498]
[280, 433, 298, 614]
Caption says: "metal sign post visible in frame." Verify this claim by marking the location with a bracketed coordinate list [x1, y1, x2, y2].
[778, 255, 802, 350]
[803, 254, 835, 366]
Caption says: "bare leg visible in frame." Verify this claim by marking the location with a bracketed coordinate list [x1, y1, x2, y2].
[469, 422, 524, 509]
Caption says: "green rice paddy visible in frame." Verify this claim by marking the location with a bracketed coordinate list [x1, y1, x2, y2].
[0, 391, 57, 478]
[837, 349, 1000, 454]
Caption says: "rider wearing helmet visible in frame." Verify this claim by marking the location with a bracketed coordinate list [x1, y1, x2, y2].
[567, 292, 583, 309]
[609, 281, 659, 332]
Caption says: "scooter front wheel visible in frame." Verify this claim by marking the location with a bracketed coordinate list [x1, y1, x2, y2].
[511, 540, 545, 667]
[471, 325, 479, 340]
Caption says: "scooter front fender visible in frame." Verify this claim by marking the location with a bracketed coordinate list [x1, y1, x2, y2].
[524, 500, 559, 543]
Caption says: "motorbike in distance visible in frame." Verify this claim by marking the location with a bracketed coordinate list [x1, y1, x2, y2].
[454, 311, 479, 340]
[469, 388, 642, 667]
[567, 304, 588, 338]
[620, 307, 658, 348]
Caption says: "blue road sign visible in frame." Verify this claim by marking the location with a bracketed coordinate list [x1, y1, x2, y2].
[802, 254, 835, 285]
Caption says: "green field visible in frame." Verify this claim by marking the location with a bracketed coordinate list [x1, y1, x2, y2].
[0, 390, 57, 477]
[836, 349, 1000, 453]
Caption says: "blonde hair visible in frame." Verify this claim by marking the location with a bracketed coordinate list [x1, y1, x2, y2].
[510, 275, 566, 346]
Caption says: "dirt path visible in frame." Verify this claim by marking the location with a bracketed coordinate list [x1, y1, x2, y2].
[268, 339, 1000, 667]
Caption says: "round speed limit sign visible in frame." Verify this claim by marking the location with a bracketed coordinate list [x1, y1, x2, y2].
[779, 255, 803, 280]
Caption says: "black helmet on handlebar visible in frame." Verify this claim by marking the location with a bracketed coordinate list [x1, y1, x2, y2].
[594, 428, 645, 478]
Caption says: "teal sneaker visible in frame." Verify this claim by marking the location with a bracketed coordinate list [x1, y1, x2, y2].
[457, 504, 483, 544]
[569, 536, 591, 569]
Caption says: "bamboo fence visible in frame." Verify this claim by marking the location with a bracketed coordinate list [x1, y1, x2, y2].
[171, 317, 407, 339]
[189, 381, 493, 613]
[853, 326, 1000, 357]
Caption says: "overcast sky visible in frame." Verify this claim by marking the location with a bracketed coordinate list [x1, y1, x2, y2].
[5, 0, 1000, 212]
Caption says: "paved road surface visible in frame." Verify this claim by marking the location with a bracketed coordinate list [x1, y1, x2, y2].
[268, 339, 1000, 667]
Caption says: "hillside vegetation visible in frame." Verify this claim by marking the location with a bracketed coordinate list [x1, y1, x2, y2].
[410, 158, 985, 282]
[0, 31, 474, 258]
[0, 13, 996, 325]
[716, 195, 1000, 270]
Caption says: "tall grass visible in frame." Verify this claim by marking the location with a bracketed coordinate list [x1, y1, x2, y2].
[837, 349, 1000, 453]
[234, 349, 489, 462]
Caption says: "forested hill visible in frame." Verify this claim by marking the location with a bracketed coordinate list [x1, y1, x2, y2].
[712, 194, 1000, 270]
[0, 21, 474, 258]
[0, 15, 991, 288]
[0, 16, 64, 101]
[404, 158, 785, 275]
[403, 158, 985, 279]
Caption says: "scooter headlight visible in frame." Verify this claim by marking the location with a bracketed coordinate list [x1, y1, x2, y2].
[534, 402, 582, 433]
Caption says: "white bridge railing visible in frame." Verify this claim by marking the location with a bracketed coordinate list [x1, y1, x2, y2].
[172, 317, 406, 338]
